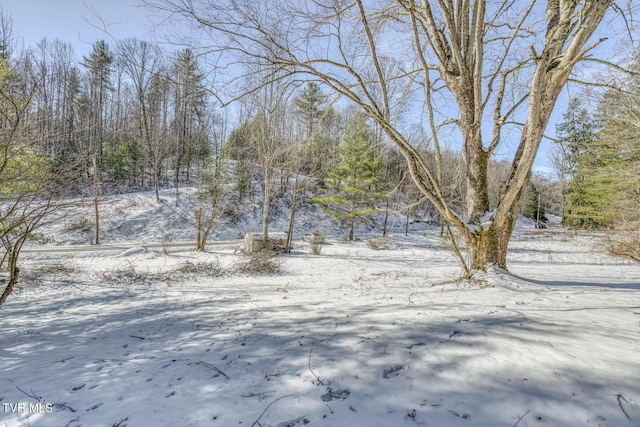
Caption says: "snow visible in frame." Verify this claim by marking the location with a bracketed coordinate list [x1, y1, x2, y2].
[2, 190, 640, 427]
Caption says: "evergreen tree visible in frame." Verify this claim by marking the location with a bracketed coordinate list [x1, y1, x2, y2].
[173, 48, 209, 180]
[556, 98, 615, 228]
[555, 98, 601, 181]
[294, 82, 331, 175]
[294, 82, 326, 140]
[312, 112, 385, 241]
[81, 40, 113, 159]
[593, 70, 640, 258]
[172, 48, 207, 190]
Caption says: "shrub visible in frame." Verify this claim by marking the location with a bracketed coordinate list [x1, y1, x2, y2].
[305, 232, 324, 255]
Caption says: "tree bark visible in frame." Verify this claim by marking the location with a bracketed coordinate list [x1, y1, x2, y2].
[466, 149, 490, 223]
[195, 207, 202, 251]
[0, 250, 19, 306]
[286, 174, 300, 250]
[154, 167, 160, 202]
[348, 217, 354, 241]
[92, 156, 100, 245]
[262, 169, 270, 243]
[469, 216, 514, 270]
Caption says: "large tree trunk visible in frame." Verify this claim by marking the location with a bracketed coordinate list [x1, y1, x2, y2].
[466, 149, 490, 223]
[469, 214, 515, 270]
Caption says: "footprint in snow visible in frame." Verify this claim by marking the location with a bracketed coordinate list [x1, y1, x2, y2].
[449, 330, 462, 338]
[321, 385, 351, 402]
[383, 365, 404, 379]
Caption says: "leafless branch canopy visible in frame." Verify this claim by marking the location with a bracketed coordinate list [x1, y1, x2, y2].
[147, 0, 625, 270]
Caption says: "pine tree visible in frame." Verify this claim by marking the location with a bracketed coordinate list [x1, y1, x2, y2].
[81, 40, 113, 159]
[294, 82, 326, 140]
[556, 98, 615, 228]
[593, 71, 640, 258]
[312, 112, 385, 240]
[172, 48, 207, 204]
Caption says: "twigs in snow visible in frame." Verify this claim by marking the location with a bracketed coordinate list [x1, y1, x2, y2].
[513, 410, 530, 427]
[308, 347, 324, 386]
[617, 394, 631, 420]
[112, 417, 129, 427]
[196, 361, 229, 380]
[251, 394, 295, 427]
[15, 385, 76, 412]
[15, 385, 42, 404]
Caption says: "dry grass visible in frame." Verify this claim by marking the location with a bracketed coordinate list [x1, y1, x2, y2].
[232, 254, 284, 276]
[368, 237, 389, 250]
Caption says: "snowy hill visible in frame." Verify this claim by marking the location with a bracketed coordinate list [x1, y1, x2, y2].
[40, 185, 414, 247]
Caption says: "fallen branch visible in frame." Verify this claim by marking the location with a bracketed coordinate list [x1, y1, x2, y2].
[52, 402, 76, 413]
[16, 385, 76, 412]
[617, 394, 631, 420]
[16, 386, 41, 401]
[129, 335, 145, 340]
[251, 394, 295, 427]
[196, 361, 229, 380]
[112, 417, 129, 427]
[513, 410, 530, 427]
[308, 347, 324, 386]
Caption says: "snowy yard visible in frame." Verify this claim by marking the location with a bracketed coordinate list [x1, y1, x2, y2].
[1, 228, 639, 426]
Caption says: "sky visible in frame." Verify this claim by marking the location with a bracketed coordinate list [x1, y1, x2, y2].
[2, 0, 154, 55]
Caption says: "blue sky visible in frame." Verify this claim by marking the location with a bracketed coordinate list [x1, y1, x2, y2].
[2, 0, 153, 55]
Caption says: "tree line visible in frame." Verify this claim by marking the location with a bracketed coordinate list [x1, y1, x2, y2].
[11, 37, 213, 202]
[551, 59, 640, 261]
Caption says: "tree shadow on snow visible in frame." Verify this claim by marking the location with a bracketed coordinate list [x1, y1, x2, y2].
[1, 277, 638, 427]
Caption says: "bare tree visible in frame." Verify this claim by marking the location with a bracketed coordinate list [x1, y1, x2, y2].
[194, 158, 232, 251]
[149, 0, 621, 272]
[0, 58, 74, 306]
[117, 38, 168, 201]
[236, 68, 290, 243]
[194, 107, 230, 251]
[0, 5, 15, 59]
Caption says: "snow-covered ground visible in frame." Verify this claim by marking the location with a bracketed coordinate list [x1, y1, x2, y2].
[1, 190, 640, 427]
